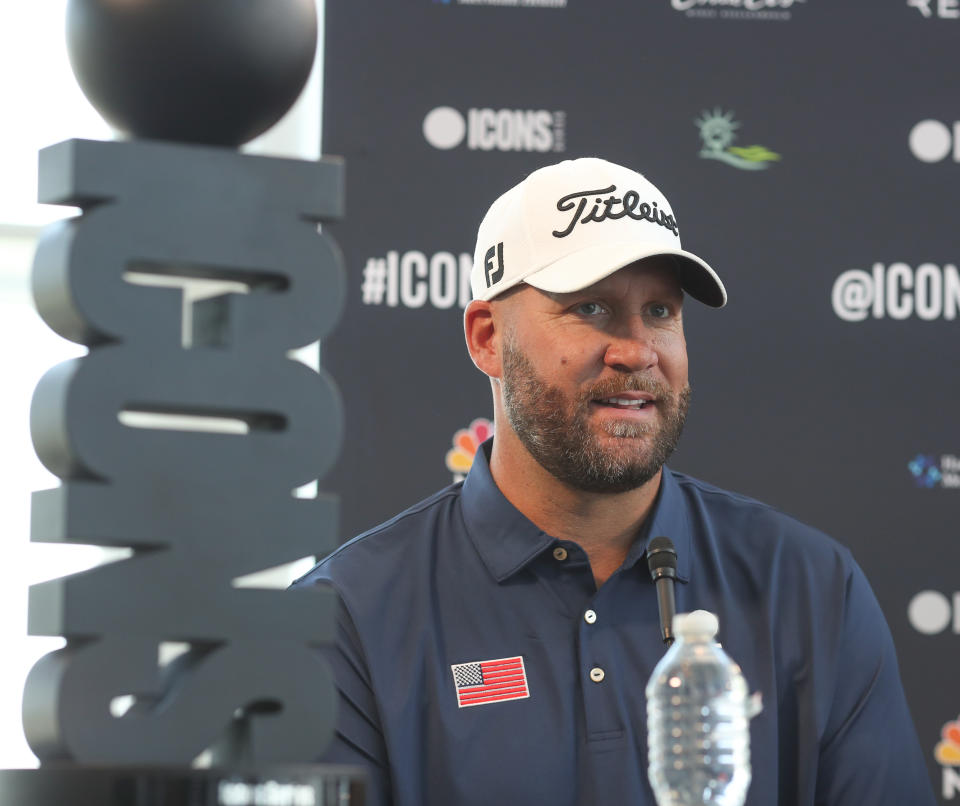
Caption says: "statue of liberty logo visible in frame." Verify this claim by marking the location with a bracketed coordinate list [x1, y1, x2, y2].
[695, 108, 781, 171]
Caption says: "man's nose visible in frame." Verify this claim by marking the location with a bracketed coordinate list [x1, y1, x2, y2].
[602, 320, 659, 373]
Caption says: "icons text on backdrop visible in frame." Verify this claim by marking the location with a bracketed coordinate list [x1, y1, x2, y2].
[422, 106, 566, 152]
[831, 262, 960, 322]
[360, 250, 473, 310]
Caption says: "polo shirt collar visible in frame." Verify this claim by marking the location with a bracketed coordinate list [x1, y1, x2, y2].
[631, 465, 692, 583]
[461, 440, 554, 582]
[461, 439, 692, 584]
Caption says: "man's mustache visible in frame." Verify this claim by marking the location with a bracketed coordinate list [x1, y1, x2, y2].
[582, 375, 672, 402]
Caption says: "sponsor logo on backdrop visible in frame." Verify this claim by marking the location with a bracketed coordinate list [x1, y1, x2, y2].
[909, 590, 960, 634]
[936, 715, 960, 798]
[910, 120, 960, 162]
[672, 0, 805, 22]
[908, 0, 960, 18]
[831, 262, 960, 321]
[361, 250, 473, 310]
[423, 106, 566, 152]
[695, 109, 781, 170]
[446, 419, 494, 481]
[908, 454, 960, 488]
[434, 0, 566, 6]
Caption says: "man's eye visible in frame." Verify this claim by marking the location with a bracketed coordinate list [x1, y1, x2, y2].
[648, 303, 671, 319]
[575, 302, 606, 316]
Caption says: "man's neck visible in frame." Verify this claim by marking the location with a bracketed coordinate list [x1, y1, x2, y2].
[488, 430, 661, 587]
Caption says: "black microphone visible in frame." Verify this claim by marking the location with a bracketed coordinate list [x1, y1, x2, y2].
[646, 536, 678, 646]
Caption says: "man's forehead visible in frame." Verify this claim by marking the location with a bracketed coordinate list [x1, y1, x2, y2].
[544, 257, 683, 300]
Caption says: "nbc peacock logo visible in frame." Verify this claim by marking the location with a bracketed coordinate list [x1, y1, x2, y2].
[445, 418, 493, 482]
[937, 715, 960, 798]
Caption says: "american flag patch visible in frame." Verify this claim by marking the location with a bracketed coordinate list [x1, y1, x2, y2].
[451, 655, 529, 708]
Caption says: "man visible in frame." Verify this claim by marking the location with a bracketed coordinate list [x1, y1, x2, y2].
[293, 158, 935, 804]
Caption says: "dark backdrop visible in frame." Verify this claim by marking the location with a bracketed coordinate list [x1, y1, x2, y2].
[320, 0, 960, 796]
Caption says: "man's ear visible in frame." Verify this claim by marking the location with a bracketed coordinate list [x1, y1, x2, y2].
[464, 299, 502, 379]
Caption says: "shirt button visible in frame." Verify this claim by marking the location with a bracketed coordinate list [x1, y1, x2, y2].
[552, 546, 568, 561]
[584, 609, 597, 624]
[589, 667, 605, 683]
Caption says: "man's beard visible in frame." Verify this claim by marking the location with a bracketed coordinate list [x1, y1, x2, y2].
[500, 339, 691, 494]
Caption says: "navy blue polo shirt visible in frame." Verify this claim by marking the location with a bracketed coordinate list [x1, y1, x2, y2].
[293, 441, 935, 805]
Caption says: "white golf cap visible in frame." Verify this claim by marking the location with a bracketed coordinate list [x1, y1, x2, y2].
[471, 157, 726, 307]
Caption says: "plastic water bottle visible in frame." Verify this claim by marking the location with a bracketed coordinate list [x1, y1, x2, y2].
[646, 610, 761, 806]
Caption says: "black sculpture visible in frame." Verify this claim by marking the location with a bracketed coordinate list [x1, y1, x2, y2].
[66, 0, 318, 146]
[1, 1, 359, 803]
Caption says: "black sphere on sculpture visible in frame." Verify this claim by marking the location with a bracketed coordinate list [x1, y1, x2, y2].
[66, 0, 317, 147]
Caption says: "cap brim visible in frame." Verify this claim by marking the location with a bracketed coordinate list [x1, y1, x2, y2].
[522, 241, 727, 308]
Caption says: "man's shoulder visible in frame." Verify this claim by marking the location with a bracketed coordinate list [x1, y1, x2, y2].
[668, 468, 771, 509]
[291, 481, 465, 588]
[666, 468, 852, 561]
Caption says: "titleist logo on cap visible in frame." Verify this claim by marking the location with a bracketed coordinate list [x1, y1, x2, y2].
[470, 158, 725, 306]
[552, 184, 680, 239]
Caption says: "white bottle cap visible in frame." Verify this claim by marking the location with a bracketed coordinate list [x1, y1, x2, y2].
[673, 609, 719, 640]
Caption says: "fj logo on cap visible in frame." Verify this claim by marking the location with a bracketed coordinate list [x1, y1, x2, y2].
[552, 185, 680, 239]
[484, 242, 505, 287]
